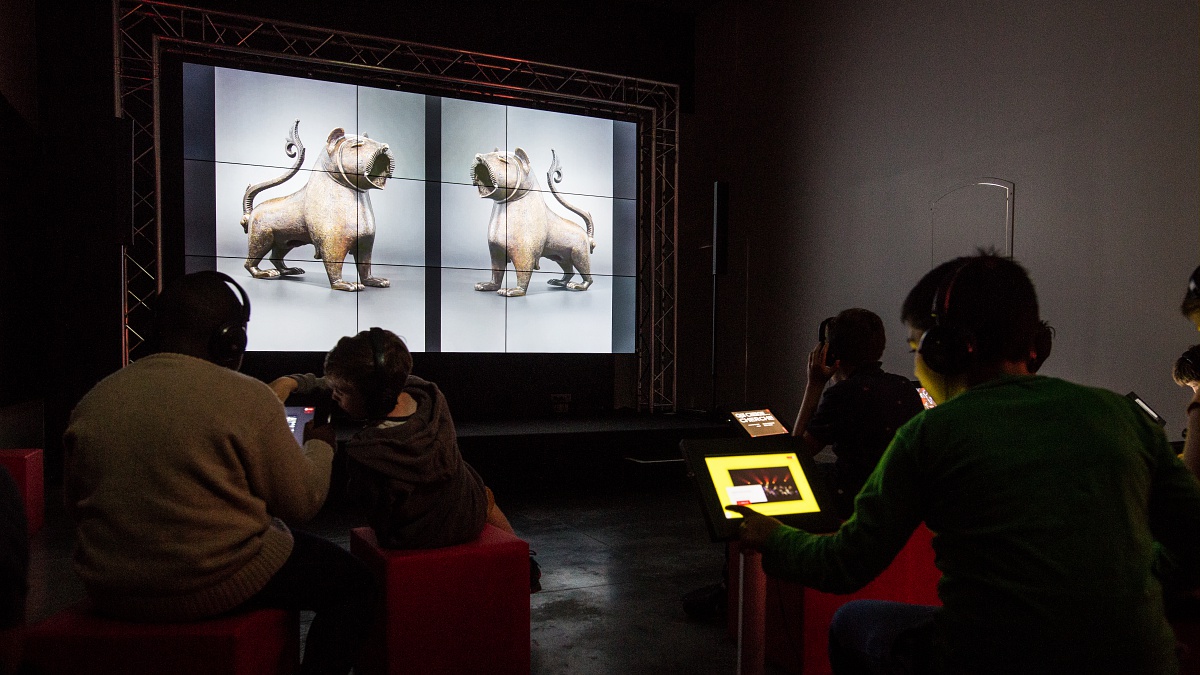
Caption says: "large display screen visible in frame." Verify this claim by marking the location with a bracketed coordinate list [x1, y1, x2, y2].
[181, 64, 637, 354]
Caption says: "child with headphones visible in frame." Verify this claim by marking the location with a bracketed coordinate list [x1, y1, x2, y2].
[271, 328, 540, 590]
[730, 253, 1200, 674]
[791, 308, 924, 519]
[1182, 266, 1200, 331]
[1173, 344, 1200, 478]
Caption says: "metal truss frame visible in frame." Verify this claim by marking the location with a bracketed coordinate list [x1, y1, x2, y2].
[114, 1, 678, 411]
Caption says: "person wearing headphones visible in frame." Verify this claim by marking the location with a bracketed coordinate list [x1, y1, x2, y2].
[63, 271, 375, 675]
[731, 253, 1200, 674]
[1182, 266, 1200, 331]
[1173, 344, 1200, 479]
[269, 328, 540, 590]
[792, 308, 923, 519]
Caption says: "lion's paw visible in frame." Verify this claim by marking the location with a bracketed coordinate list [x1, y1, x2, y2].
[499, 287, 527, 297]
[547, 278, 567, 287]
[363, 277, 390, 288]
[331, 280, 364, 292]
[475, 282, 501, 291]
[249, 268, 281, 279]
[279, 267, 305, 276]
[566, 281, 590, 291]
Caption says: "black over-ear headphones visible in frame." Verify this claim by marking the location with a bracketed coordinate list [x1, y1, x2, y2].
[207, 271, 251, 365]
[819, 317, 837, 366]
[364, 327, 398, 418]
[1188, 266, 1200, 301]
[918, 261, 977, 377]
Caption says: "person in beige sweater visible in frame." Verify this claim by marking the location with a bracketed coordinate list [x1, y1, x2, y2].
[63, 271, 374, 675]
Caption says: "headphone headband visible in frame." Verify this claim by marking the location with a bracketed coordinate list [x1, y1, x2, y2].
[919, 260, 977, 377]
[931, 259, 971, 327]
[364, 327, 398, 419]
[203, 271, 250, 365]
[370, 326, 387, 373]
[210, 271, 251, 323]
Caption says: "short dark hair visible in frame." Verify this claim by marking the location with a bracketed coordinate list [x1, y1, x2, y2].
[1174, 344, 1200, 387]
[155, 271, 244, 348]
[324, 328, 413, 418]
[901, 252, 1041, 365]
[827, 308, 886, 368]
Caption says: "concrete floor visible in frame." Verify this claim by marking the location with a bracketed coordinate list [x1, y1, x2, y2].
[23, 460, 778, 674]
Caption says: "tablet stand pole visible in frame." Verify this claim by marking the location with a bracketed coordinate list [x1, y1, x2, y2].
[735, 548, 766, 675]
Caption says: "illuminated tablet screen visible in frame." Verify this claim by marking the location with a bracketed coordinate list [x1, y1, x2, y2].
[916, 386, 937, 410]
[703, 452, 821, 519]
[284, 405, 316, 444]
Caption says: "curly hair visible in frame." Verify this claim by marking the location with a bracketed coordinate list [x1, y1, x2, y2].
[1174, 344, 1200, 387]
[324, 328, 413, 418]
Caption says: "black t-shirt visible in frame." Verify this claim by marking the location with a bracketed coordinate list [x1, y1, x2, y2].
[806, 362, 924, 515]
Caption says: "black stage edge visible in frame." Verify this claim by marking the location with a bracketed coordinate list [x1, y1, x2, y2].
[456, 412, 736, 499]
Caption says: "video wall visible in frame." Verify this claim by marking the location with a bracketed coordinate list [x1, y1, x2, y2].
[182, 64, 637, 353]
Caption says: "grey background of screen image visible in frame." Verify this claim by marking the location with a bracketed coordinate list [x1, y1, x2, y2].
[438, 99, 619, 274]
[185, 256, 427, 353]
[207, 68, 427, 269]
[439, 267, 632, 353]
[436, 99, 632, 352]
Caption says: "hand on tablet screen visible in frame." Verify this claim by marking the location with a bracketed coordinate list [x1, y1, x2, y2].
[303, 420, 336, 449]
[726, 505, 783, 549]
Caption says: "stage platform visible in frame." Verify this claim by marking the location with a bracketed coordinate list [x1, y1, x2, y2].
[457, 412, 731, 441]
[454, 412, 737, 497]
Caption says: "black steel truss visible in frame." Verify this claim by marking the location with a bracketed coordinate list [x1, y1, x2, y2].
[115, 0, 678, 411]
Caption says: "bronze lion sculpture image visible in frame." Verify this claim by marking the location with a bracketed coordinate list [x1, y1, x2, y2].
[471, 147, 595, 297]
[240, 120, 395, 292]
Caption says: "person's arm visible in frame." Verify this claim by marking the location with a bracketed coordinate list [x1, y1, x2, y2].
[1182, 387, 1200, 479]
[241, 386, 334, 524]
[267, 373, 328, 401]
[792, 342, 836, 455]
[755, 427, 924, 593]
[1147, 416, 1200, 592]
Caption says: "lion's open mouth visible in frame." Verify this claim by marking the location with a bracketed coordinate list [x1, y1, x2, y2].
[365, 147, 395, 189]
[471, 158, 499, 198]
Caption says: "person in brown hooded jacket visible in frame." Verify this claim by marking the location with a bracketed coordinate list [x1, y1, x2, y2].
[271, 328, 524, 554]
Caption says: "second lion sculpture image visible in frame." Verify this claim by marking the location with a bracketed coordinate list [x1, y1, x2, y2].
[471, 147, 595, 297]
[240, 120, 396, 292]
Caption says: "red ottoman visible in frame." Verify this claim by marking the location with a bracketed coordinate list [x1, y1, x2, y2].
[22, 604, 298, 675]
[350, 525, 530, 675]
[727, 524, 941, 675]
[0, 448, 43, 534]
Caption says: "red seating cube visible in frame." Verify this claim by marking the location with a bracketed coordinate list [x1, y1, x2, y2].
[0, 448, 43, 534]
[22, 604, 298, 675]
[350, 524, 531, 675]
[727, 524, 941, 675]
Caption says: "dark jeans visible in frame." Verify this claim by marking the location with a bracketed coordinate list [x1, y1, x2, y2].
[239, 529, 377, 675]
[829, 600, 938, 675]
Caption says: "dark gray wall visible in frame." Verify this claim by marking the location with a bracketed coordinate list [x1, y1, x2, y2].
[682, 1, 1199, 435]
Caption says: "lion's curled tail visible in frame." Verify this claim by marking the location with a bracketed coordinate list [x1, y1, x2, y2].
[547, 149, 595, 252]
[240, 119, 306, 233]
